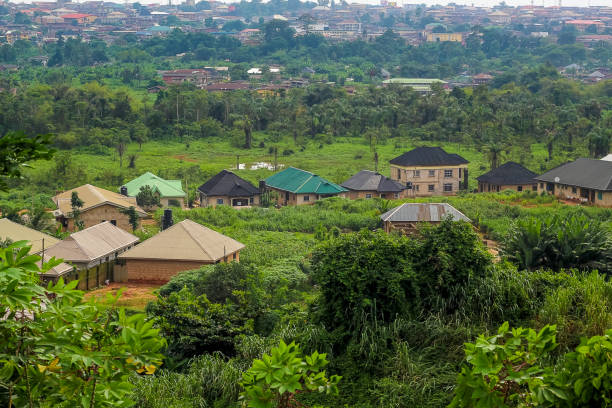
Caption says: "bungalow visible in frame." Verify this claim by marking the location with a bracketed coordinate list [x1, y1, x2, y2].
[341, 170, 406, 199]
[380, 203, 470, 235]
[389, 147, 469, 197]
[122, 172, 186, 208]
[52, 184, 147, 233]
[44, 221, 139, 290]
[476, 162, 538, 193]
[197, 170, 260, 208]
[0, 218, 74, 284]
[535, 158, 612, 206]
[160, 69, 212, 87]
[117, 219, 244, 283]
[262, 167, 347, 206]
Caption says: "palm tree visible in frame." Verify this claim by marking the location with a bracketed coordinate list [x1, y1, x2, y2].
[486, 142, 504, 170]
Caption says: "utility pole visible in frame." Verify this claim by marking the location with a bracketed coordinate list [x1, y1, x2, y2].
[236, 155, 240, 170]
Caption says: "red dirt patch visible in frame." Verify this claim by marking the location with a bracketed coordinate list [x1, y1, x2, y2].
[172, 154, 198, 163]
[84, 282, 160, 310]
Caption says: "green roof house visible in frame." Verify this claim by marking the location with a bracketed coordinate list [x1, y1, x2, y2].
[122, 172, 186, 208]
[263, 167, 347, 206]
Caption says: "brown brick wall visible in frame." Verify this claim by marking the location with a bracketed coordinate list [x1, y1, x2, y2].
[478, 182, 538, 193]
[65, 204, 136, 233]
[126, 259, 207, 282]
[390, 165, 467, 197]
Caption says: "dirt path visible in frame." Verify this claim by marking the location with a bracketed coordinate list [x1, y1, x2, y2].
[85, 282, 161, 310]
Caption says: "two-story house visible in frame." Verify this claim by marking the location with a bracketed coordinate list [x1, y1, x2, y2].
[389, 147, 469, 197]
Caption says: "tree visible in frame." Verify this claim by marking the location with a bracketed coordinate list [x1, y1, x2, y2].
[136, 185, 160, 209]
[0, 132, 54, 191]
[70, 191, 85, 231]
[116, 141, 126, 168]
[121, 206, 140, 232]
[0, 241, 165, 407]
[240, 341, 341, 408]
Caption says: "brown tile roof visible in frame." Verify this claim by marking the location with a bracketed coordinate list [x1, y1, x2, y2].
[52, 184, 147, 218]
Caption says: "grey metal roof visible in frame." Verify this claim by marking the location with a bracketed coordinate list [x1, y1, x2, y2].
[341, 170, 405, 193]
[476, 162, 537, 185]
[380, 203, 470, 223]
[534, 158, 612, 191]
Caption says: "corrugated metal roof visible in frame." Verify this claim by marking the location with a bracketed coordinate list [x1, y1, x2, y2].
[380, 203, 470, 223]
[341, 170, 405, 193]
[123, 172, 186, 198]
[53, 184, 147, 217]
[265, 167, 347, 194]
[118, 219, 244, 262]
[45, 222, 139, 264]
[534, 158, 612, 191]
[476, 162, 537, 185]
[0, 218, 59, 254]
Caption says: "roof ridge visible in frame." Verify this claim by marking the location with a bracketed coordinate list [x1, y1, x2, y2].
[382, 203, 404, 222]
[294, 173, 314, 193]
[180, 220, 214, 260]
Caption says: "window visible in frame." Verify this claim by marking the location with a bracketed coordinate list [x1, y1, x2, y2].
[459, 168, 462, 178]
[303, 195, 310, 202]
[517, 186, 523, 192]
[110, 220, 117, 226]
[249, 197, 254, 204]
[365, 193, 372, 199]
[540, 183, 544, 188]
[444, 169, 453, 178]
[443, 183, 453, 192]
[233, 253, 237, 260]
[415, 185, 420, 191]
[397, 169, 401, 179]
[428, 184, 435, 192]
[394, 193, 399, 199]
[413, 170, 420, 178]
[572, 187, 577, 194]
[598, 191, 603, 200]
[428, 170, 435, 177]
[217, 198, 224, 205]
[532, 185, 537, 191]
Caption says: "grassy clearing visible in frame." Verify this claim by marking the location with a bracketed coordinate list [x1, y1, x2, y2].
[84, 282, 160, 311]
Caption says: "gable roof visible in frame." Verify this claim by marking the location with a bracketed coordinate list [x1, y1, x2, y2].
[341, 170, 405, 193]
[0, 218, 73, 277]
[380, 203, 470, 223]
[476, 162, 537, 185]
[118, 219, 244, 262]
[0, 218, 59, 254]
[390, 147, 469, 167]
[198, 170, 259, 197]
[264, 167, 347, 195]
[534, 158, 612, 191]
[53, 184, 147, 218]
[123, 172, 186, 198]
[45, 221, 139, 265]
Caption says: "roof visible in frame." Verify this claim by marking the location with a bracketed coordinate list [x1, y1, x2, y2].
[341, 170, 405, 193]
[45, 221, 139, 264]
[0, 218, 59, 254]
[380, 203, 470, 223]
[39, 253, 74, 278]
[476, 162, 537, 185]
[61, 13, 94, 18]
[534, 158, 612, 191]
[118, 219, 244, 262]
[601, 154, 612, 162]
[197, 170, 259, 197]
[53, 184, 147, 218]
[123, 172, 185, 198]
[566, 19, 604, 25]
[264, 167, 347, 195]
[382, 78, 447, 85]
[390, 147, 469, 167]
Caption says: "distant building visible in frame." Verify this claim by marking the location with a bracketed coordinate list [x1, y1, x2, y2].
[476, 162, 537, 193]
[118, 219, 244, 283]
[61, 13, 97, 24]
[380, 202, 470, 234]
[263, 167, 347, 206]
[122, 172, 186, 208]
[382, 78, 448, 94]
[197, 170, 260, 208]
[389, 147, 469, 197]
[160, 69, 212, 87]
[472, 73, 493, 85]
[426, 32, 463, 42]
[565, 19, 604, 32]
[341, 170, 406, 199]
[488, 10, 511, 24]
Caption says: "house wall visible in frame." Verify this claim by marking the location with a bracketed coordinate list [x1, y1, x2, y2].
[125, 251, 240, 283]
[390, 165, 468, 197]
[63, 261, 114, 291]
[346, 190, 403, 200]
[63, 204, 136, 233]
[478, 182, 538, 193]
[201, 194, 260, 208]
[160, 197, 186, 208]
[267, 187, 345, 206]
[537, 182, 612, 207]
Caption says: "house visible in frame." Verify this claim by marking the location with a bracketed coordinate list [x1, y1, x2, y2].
[117, 219, 244, 283]
[44, 221, 139, 290]
[197, 170, 260, 208]
[426, 32, 463, 42]
[61, 13, 97, 24]
[341, 170, 406, 199]
[535, 158, 612, 206]
[380, 203, 470, 234]
[565, 19, 604, 32]
[381, 78, 448, 94]
[472, 73, 493, 85]
[476, 162, 538, 193]
[389, 147, 469, 197]
[160, 69, 212, 87]
[122, 172, 186, 208]
[262, 167, 347, 206]
[0, 218, 74, 284]
[52, 184, 147, 232]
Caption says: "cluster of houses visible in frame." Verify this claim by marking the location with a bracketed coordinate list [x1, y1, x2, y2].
[3, 146, 612, 290]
